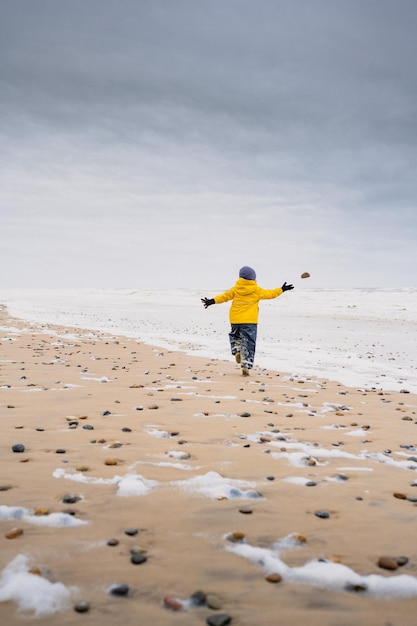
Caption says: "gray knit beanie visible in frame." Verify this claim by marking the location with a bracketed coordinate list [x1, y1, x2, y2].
[239, 266, 256, 281]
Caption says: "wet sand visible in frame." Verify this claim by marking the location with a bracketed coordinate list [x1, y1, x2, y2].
[1, 306, 417, 625]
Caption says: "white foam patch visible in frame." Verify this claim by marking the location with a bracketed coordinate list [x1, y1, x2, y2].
[53, 468, 158, 496]
[116, 474, 159, 496]
[0, 505, 87, 527]
[80, 376, 111, 383]
[0, 555, 77, 616]
[174, 471, 262, 500]
[145, 428, 171, 438]
[347, 429, 370, 437]
[226, 537, 417, 599]
[165, 450, 190, 460]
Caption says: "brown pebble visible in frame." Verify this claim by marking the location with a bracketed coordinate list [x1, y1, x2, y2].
[378, 556, 399, 571]
[239, 507, 253, 515]
[76, 465, 90, 472]
[104, 458, 119, 466]
[28, 567, 43, 576]
[107, 538, 119, 546]
[163, 595, 184, 611]
[34, 507, 50, 516]
[6, 528, 24, 539]
[226, 531, 245, 542]
[393, 492, 407, 499]
[265, 573, 282, 583]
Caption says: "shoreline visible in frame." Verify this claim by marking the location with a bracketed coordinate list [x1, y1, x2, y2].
[1, 307, 417, 625]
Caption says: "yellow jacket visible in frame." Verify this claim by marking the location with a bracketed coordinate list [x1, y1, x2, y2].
[214, 278, 283, 324]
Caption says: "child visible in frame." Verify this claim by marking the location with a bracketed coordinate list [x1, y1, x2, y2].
[201, 266, 294, 376]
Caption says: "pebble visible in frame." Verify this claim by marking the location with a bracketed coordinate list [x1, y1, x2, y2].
[239, 412, 251, 418]
[226, 531, 245, 542]
[163, 595, 184, 611]
[265, 573, 282, 583]
[122, 427, 132, 432]
[206, 614, 232, 626]
[34, 507, 49, 516]
[315, 510, 330, 519]
[6, 527, 24, 539]
[378, 556, 398, 571]
[393, 492, 407, 499]
[62, 494, 81, 504]
[239, 507, 253, 515]
[125, 528, 139, 536]
[11, 443, 25, 453]
[102, 410, 111, 416]
[306, 481, 317, 487]
[56, 448, 66, 454]
[107, 538, 119, 546]
[0, 485, 13, 491]
[346, 582, 368, 593]
[190, 590, 206, 606]
[104, 458, 119, 466]
[131, 553, 147, 565]
[83, 424, 94, 430]
[74, 601, 90, 613]
[206, 593, 223, 609]
[109, 584, 130, 597]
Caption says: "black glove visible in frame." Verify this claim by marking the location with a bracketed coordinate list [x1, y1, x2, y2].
[201, 297, 215, 309]
[281, 282, 294, 292]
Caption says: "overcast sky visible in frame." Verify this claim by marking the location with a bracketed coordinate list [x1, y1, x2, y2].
[1, 0, 416, 290]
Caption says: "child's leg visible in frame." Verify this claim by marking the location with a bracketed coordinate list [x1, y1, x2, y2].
[240, 324, 257, 370]
[228, 325, 241, 360]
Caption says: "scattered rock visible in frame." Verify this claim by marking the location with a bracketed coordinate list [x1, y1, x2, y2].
[125, 528, 139, 536]
[190, 590, 207, 606]
[107, 538, 119, 546]
[265, 573, 282, 583]
[104, 458, 119, 466]
[62, 494, 81, 504]
[131, 553, 147, 565]
[109, 584, 130, 597]
[378, 556, 399, 571]
[226, 531, 245, 542]
[206, 593, 222, 609]
[346, 582, 368, 593]
[11, 443, 25, 453]
[163, 595, 184, 611]
[34, 507, 49, 516]
[238, 507, 253, 515]
[6, 527, 24, 539]
[207, 614, 232, 626]
[315, 510, 330, 519]
[74, 601, 90, 613]
[393, 492, 407, 500]
[239, 412, 251, 418]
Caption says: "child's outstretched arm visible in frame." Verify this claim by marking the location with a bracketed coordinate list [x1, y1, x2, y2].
[201, 297, 215, 308]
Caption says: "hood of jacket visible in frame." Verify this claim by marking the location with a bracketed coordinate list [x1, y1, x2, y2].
[234, 277, 258, 295]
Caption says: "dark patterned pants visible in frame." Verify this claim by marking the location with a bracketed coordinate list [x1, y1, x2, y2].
[229, 324, 258, 369]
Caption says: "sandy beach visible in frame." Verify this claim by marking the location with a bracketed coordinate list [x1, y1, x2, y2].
[1, 305, 417, 626]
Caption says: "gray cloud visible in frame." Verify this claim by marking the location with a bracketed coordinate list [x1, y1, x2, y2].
[0, 0, 416, 288]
